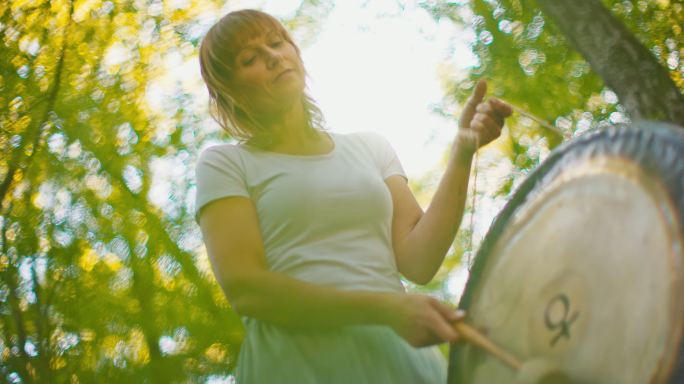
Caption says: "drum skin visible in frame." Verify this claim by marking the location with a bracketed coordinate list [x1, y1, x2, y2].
[448, 121, 684, 384]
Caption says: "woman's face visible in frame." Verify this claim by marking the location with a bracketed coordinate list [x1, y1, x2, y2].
[232, 28, 305, 115]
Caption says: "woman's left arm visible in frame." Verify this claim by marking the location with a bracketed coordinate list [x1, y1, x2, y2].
[387, 80, 512, 285]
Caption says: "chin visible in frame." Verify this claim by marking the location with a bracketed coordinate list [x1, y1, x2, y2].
[279, 81, 306, 100]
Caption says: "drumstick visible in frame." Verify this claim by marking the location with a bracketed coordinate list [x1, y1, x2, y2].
[452, 320, 523, 370]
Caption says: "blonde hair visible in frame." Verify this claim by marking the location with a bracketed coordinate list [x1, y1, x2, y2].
[198, 9, 326, 148]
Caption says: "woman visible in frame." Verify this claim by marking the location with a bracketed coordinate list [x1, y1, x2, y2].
[195, 8, 512, 384]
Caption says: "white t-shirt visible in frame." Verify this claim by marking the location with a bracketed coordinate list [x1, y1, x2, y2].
[193, 130, 449, 383]
[193, 130, 408, 293]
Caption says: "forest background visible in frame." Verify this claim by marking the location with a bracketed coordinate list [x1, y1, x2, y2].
[0, 0, 682, 382]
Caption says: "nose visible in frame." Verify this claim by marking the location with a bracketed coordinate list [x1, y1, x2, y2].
[265, 47, 283, 69]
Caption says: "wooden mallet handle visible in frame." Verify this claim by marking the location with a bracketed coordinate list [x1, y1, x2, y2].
[452, 320, 523, 370]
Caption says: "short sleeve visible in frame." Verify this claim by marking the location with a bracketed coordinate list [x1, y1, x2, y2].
[194, 146, 250, 224]
[367, 132, 408, 182]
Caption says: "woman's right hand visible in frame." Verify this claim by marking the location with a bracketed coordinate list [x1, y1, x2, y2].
[452, 79, 512, 157]
[384, 293, 466, 348]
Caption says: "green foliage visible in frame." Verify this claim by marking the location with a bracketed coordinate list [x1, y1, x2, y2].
[0, 0, 331, 382]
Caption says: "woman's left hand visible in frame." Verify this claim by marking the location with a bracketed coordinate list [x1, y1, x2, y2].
[454, 79, 513, 153]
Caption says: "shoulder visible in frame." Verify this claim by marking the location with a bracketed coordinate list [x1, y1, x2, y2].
[346, 130, 390, 151]
[195, 143, 248, 174]
[351, 130, 385, 142]
[197, 143, 243, 164]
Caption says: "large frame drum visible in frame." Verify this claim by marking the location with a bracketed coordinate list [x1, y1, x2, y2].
[448, 121, 684, 383]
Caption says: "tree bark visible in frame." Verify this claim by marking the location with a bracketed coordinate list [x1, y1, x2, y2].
[535, 0, 684, 126]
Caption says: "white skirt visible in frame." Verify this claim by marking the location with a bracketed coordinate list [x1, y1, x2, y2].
[235, 318, 448, 384]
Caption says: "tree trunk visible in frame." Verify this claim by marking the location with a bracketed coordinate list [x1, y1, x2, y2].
[535, 0, 684, 126]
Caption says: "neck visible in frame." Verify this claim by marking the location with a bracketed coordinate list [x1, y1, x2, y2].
[253, 98, 319, 149]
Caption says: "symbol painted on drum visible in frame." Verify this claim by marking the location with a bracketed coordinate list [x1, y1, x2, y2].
[544, 293, 579, 347]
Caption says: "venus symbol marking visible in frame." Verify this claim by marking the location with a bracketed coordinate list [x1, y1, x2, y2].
[544, 293, 579, 347]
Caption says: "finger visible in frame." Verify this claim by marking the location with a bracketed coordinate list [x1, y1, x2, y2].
[487, 100, 506, 126]
[479, 100, 505, 127]
[470, 119, 487, 140]
[490, 98, 513, 117]
[476, 113, 501, 134]
[476, 101, 493, 115]
[473, 96, 511, 121]
[494, 111, 505, 128]
[471, 119, 486, 136]
[492, 98, 513, 116]
[470, 114, 489, 139]
[460, 79, 487, 128]
[430, 299, 463, 323]
[471, 79, 487, 104]
[431, 314, 461, 343]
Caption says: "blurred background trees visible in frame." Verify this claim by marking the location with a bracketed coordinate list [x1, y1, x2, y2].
[0, 0, 681, 382]
[0, 0, 331, 382]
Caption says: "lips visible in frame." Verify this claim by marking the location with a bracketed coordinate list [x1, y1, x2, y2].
[274, 69, 293, 83]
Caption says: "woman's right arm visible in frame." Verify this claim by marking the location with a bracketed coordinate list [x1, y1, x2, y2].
[198, 195, 462, 347]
